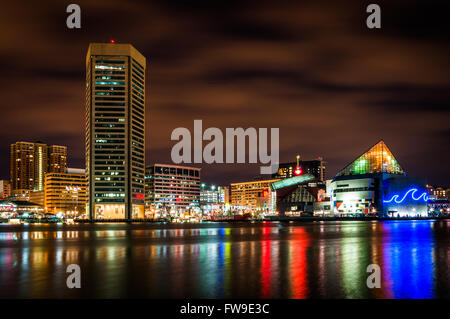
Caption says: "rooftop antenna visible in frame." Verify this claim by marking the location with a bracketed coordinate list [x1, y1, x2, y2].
[294, 155, 302, 176]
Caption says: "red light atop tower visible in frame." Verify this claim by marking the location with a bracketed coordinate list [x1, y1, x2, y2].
[110, 39, 115, 44]
[294, 154, 302, 175]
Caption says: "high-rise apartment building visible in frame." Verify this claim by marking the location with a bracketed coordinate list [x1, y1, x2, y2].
[85, 43, 146, 219]
[10, 142, 35, 191]
[33, 142, 48, 191]
[10, 142, 67, 192]
[48, 145, 67, 173]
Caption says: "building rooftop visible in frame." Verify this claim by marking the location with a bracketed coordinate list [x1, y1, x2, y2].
[271, 174, 315, 190]
[335, 140, 405, 178]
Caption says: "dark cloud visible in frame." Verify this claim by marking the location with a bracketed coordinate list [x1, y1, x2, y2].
[0, 0, 449, 186]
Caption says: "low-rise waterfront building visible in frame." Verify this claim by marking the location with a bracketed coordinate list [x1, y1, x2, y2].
[330, 140, 428, 217]
[10, 189, 30, 201]
[428, 199, 450, 215]
[44, 168, 87, 216]
[0, 200, 44, 218]
[29, 190, 45, 206]
[426, 185, 449, 200]
[230, 179, 279, 215]
[145, 164, 201, 217]
[0, 180, 11, 199]
[200, 184, 230, 213]
[271, 174, 326, 216]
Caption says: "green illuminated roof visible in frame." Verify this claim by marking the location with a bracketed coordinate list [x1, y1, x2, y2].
[335, 140, 404, 177]
[271, 174, 315, 190]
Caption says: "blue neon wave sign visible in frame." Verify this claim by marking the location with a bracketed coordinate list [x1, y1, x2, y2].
[384, 188, 428, 204]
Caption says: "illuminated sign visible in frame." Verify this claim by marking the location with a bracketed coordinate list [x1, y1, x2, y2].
[383, 188, 428, 204]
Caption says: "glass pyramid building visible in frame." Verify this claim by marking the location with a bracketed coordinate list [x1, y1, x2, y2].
[335, 141, 404, 177]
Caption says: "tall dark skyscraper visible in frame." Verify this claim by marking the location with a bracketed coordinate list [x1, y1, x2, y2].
[85, 43, 146, 219]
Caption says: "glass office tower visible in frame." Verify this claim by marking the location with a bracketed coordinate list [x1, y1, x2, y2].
[85, 43, 146, 219]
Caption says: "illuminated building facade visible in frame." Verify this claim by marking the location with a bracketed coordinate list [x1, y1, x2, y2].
[0, 200, 44, 217]
[200, 184, 219, 204]
[10, 189, 30, 201]
[273, 158, 326, 181]
[32, 142, 47, 191]
[145, 164, 201, 213]
[426, 185, 450, 200]
[200, 185, 230, 213]
[86, 43, 146, 220]
[10, 142, 67, 192]
[330, 140, 428, 217]
[0, 180, 11, 199]
[10, 142, 35, 191]
[220, 186, 230, 205]
[230, 179, 279, 213]
[44, 169, 88, 215]
[48, 145, 67, 173]
[428, 199, 450, 216]
[29, 190, 45, 206]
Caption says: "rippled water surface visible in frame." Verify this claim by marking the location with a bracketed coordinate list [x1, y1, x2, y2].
[0, 220, 449, 298]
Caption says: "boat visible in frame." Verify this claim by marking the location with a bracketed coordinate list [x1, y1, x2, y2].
[210, 213, 250, 222]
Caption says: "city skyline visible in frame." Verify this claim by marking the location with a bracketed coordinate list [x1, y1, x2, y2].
[0, 1, 449, 305]
[0, 1, 449, 187]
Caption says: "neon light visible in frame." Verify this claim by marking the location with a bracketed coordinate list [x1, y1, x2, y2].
[384, 188, 429, 204]
[271, 174, 315, 190]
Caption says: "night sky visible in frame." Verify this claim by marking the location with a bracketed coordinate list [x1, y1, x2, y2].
[0, 0, 449, 186]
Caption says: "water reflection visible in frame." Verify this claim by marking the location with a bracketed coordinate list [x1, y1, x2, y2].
[381, 221, 435, 298]
[0, 221, 448, 298]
